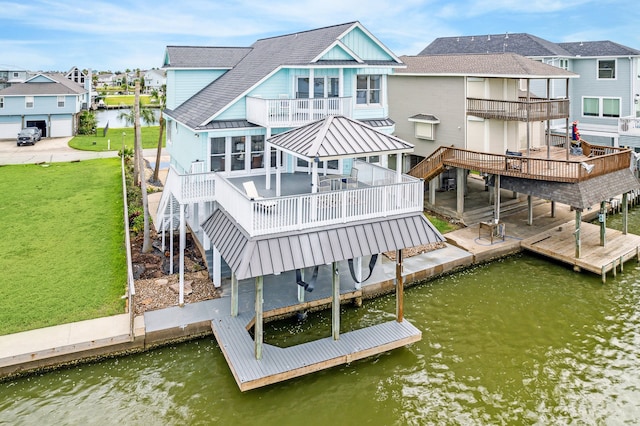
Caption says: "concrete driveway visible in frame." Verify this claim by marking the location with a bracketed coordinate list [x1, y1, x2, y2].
[0, 137, 120, 165]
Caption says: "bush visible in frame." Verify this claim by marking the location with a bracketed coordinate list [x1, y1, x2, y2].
[78, 111, 98, 135]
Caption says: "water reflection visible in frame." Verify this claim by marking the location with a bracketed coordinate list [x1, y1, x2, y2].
[94, 108, 160, 128]
[1, 217, 640, 424]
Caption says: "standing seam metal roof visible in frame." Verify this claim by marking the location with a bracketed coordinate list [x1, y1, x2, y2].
[202, 209, 445, 280]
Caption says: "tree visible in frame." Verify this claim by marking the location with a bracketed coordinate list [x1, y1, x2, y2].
[78, 110, 97, 135]
[150, 84, 166, 183]
[118, 101, 156, 185]
[134, 81, 151, 253]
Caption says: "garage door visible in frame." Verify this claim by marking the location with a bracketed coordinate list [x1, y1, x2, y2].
[0, 122, 22, 139]
[50, 118, 73, 137]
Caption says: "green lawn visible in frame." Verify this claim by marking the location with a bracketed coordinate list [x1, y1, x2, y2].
[69, 126, 164, 152]
[102, 94, 154, 107]
[425, 212, 459, 234]
[0, 159, 127, 335]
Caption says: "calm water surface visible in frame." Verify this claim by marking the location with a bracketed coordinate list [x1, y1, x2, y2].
[2, 211, 640, 425]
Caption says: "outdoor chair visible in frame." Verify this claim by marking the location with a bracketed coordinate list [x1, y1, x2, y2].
[243, 181, 277, 210]
[342, 167, 358, 189]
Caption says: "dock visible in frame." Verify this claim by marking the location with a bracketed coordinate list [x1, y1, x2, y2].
[522, 220, 640, 282]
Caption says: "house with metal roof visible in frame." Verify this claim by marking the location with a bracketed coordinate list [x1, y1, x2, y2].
[0, 73, 88, 139]
[419, 33, 640, 149]
[155, 22, 446, 389]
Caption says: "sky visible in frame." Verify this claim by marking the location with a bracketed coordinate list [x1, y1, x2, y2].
[1, 0, 639, 73]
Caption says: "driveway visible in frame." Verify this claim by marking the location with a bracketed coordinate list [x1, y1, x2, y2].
[0, 137, 162, 165]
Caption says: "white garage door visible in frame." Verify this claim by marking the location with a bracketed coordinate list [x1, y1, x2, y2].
[50, 118, 73, 137]
[0, 122, 22, 139]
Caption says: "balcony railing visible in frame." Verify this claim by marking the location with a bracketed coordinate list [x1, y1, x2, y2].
[467, 97, 570, 122]
[214, 164, 423, 237]
[164, 167, 216, 205]
[246, 96, 352, 127]
[619, 116, 640, 136]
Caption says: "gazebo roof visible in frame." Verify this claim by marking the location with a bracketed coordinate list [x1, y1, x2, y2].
[267, 115, 414, 161]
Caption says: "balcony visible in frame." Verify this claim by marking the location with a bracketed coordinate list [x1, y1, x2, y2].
[213, 161, 423, 237]
[467, 97, 570, 122]
[246, 96, 352, 128]
[619, 116, 640, 136]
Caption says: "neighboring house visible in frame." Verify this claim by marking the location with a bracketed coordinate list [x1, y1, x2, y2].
[419, 33, 640, 149]
[65, 66, 93, 109]
[0, 73, 87, 138]
[143, 69, 165, 94]
[0, 67, 29, 90]
[96, 73, 116, 88]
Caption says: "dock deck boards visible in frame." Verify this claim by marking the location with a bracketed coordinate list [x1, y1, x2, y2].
[521, 220, 640, 278]
[212, 313, 421, 391]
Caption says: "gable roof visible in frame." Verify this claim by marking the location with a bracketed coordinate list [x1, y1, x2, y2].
[420, 33, 572, 57]
[396, 53, 577, 79]
[0, 73, 86, 96]
[558, 41, 640, 57]
[267, 115, 413, 160]
[420, 33, 640, 59]
[165, 22, 402, 130]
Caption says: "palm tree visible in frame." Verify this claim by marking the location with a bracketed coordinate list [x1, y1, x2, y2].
[118, 106, 156, 185]
[134, 81, 151, 253]
[150, 85, 166, 183]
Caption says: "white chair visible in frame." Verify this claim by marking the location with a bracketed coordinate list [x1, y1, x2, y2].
[242, 181, 276, 210]
[342, 167, 358, 189]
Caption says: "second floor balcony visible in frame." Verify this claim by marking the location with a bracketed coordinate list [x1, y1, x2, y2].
[166, 160, 423, 237]
[467, 97, 570, 122]
[246, 96, 352, 128]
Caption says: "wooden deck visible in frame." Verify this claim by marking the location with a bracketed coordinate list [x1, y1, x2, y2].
[521, 220, 640, 282]
[212, 313, 421, 392]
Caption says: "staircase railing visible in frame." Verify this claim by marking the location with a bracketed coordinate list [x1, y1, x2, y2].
[408, 146, 452, 181]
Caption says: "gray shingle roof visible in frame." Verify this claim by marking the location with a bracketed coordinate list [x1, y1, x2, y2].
[397, 53, 577, 78]
[166, 22, 401, 129]
[202, 209, 445, 280]
[420, 33, 572, 57]
[267, 115, 413, 160]
[164, 46, 252, 68]
[0, 73, 86, 96]
[558, 41, 640, 57]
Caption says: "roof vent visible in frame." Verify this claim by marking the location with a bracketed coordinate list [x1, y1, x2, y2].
[505, 32, 509, 39]
[488, 35, 491, 41]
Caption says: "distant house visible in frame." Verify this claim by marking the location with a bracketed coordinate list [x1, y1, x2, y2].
[0, 73, 87, 138]
[0, 67, 29, 90]
[143, 69, 165, 94]
[96, 73, 116, 88]
[420, 34, 640, 148]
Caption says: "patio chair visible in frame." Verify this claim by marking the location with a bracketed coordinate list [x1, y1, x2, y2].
[243, 181, 277, 210]
[342, 167, 358, 189]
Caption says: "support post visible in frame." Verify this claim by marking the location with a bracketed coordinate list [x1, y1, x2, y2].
[353, 257, 363, 290]
[494, 175, 501, 222]
[551, 200, 556, 218]
[600, 201, 606, 247]
[527, 195, 533, 226]
[456, 167, 465, 216]
[297, 269, 305, 303]
[255, 276, 263, 360]
[575, 209, 582, 258]
[623, 193, 628, 235]
[231, 272, 238, 317]
[212, 246, 221, 288]
[429, 177, 436, 205]
[169, 198, 174, 274]
[396, 249, 404, 322]
[179, 205, 185, 307]
[332, 262, 340, 341]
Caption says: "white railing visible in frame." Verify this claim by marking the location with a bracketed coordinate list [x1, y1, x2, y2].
[164, 166, 216, 205]
[214, 173, 424, 237]
[619, 116, 640, 136]
[246, 96, 352, 127]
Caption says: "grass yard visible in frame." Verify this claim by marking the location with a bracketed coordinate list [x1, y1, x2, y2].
[425, 212, 459, 234]
[102, 94, 154, 107]
[69, 126, 163, 152]
[0, 158, 127, 335]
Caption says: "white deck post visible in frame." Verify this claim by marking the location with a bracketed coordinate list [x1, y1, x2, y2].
[255, 276, 264, 360]
[169, 198, 174, 274]
[575, 209, 582, 258]
[456, 167, 465, 216]
[212, 245, 221, 288]
[623, 193, 628, 235]
[396, 249, 404, 322]
[353, 257, 362, 290]
[332, 262, 340, 341]
[179, 205, 185, 307]
[231, 272, 238, 317]
[297, 269, 305, 303]
[494, 174, 501, 222]
[265, 134, 271, 190]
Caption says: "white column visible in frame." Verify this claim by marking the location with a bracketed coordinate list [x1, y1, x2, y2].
[332, 262, 340, 341]
[254, 276, 264, 360]
[179, 205, 185, 307]
[212, 245, 221, 288]
[231, 272, 238, 317]
[353, 257, 363, 290]
[265, 130, 272, 190]
[297, 269, 305, 303]
[169, 198, 174, 274]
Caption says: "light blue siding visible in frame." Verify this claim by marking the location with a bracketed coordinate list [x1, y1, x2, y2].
[321, 45, 355, 60]
[0, 94, 81, 116]
[166, 69, 228, 110]
[340, 26, 393, 61]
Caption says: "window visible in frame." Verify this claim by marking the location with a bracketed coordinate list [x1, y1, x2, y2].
[25, 96, 34, 108]
[210, 137, 225, 172]
[297, 76, 340, 98]
[12, 72, 18, 78]
[408, 114, 440, 140]
[583, 97, 620, 118]
[356, 75, 381, 105]
[250, 135, 264, 169]
[231, 136, 246, 171]
[0, 97, 3, 109]
[598, 59, 616, 79]
[57, 96, 65, 108]
[559, 59, 569, 70]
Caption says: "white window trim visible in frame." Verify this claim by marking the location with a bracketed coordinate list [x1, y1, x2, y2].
[0, 96, 3, 109]
[581, 96, 622, 118]
[57, 96, 65, 108]
[25, 96, 34, 109]
[355, 74, 383, 107]
[408, 115, 440, 140]
[597, 58, 617, 80]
